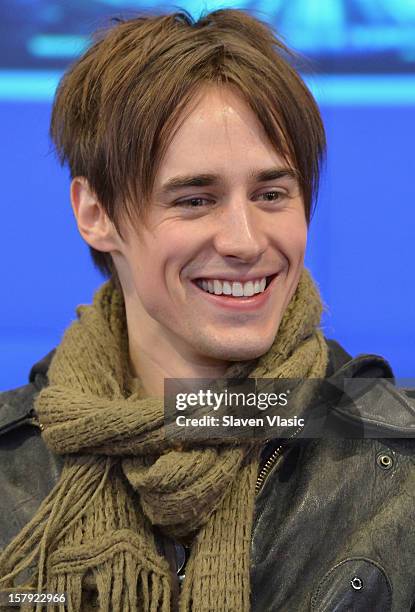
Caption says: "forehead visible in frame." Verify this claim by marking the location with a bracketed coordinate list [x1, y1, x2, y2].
[154, 83, 292, 184]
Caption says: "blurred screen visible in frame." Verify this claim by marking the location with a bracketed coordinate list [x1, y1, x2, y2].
[1, 0, 415, 72]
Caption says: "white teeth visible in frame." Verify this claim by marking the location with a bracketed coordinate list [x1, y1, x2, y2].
[222, 281, 232, 295]
[197, 277, 269, 297]
[232, 282, 244, 297]
[243, 281, 254, 297]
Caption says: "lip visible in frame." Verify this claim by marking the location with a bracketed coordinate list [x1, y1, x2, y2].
[190, 273, 280, 311]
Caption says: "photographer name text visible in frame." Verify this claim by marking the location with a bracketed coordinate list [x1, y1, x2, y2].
[176, 415, 304, 427]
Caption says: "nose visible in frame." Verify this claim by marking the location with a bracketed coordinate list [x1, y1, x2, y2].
[212, 199, 267, 261]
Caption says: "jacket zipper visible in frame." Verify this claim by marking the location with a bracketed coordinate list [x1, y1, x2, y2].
[255, 424, 305, 495]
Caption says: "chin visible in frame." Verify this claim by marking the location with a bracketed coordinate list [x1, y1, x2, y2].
[205, 337, 276, 363]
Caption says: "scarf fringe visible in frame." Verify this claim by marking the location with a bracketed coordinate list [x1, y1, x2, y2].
[14, 548, 172, 612]
[0, 458, 111, 590]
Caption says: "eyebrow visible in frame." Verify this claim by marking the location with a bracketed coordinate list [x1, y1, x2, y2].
[157, 167, 299, 196]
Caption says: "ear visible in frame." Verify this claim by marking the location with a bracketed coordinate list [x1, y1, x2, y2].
[70, 177, 121, 252]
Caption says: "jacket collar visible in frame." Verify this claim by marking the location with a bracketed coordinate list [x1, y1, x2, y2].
[257, 340, 414, 441]
[0, 350, 56, 435]
[324, 352, 415, 437]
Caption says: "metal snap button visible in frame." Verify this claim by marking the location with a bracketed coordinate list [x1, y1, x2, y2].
[376, 452, 393, 470]
[351, 576, 363, 590]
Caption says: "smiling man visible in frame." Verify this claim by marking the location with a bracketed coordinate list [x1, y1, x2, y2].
[73, 83, 308, 396]
[0, 8, 414, 612]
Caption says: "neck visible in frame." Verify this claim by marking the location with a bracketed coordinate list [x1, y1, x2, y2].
[127, 325, 232, 399]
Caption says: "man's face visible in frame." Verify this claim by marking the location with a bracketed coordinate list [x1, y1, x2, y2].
[113, 84, 307, 367]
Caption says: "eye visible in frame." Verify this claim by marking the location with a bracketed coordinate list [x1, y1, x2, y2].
[256, 190, 287, 202]
[174, 197, 212, 208]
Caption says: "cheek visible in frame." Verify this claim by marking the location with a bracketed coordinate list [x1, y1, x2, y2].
[129, 242, 177, 300]
[274, 220, 307, 261]
[293, 226, 308, 255]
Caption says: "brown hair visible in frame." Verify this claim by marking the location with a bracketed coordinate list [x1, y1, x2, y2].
[50, 8, 326, 281]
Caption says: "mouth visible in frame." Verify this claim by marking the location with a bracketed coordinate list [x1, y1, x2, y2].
[190, 273, 280, 309]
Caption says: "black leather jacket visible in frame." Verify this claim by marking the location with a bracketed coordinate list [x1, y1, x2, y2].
[1, 339, 414, 611]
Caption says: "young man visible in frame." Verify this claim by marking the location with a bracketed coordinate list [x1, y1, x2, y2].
[0, 8, 414, 612]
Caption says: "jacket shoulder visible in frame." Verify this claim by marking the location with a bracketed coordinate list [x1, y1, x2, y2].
[0, 351, 62, 549]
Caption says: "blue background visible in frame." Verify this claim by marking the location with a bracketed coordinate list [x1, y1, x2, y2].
[1, 0, 415, 390]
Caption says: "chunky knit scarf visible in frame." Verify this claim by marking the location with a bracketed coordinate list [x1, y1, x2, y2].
[0, 268, 328, 611]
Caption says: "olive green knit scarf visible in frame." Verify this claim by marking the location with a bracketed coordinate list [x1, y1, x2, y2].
[0, 268, 328, 611]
